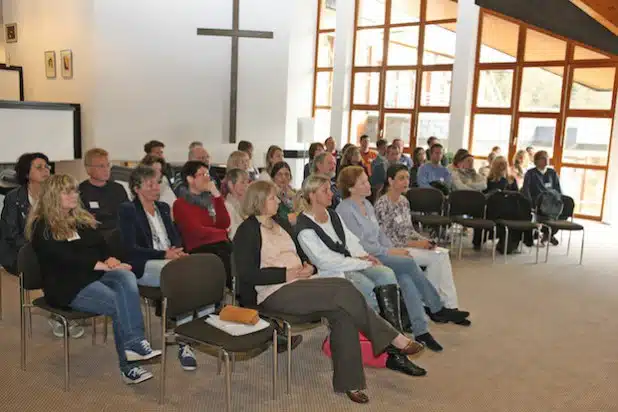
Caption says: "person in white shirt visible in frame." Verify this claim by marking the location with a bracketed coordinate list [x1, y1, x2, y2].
[224, 168, 250, 239]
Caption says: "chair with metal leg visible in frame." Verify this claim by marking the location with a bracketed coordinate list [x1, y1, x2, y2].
[18, 243, 103, 391]
[159, 253, 277, 411]
[231, 252, 322, 395]
[406, 187, 451, 240]
[541, 195, 584, 264]
[448, 190, 496, 261]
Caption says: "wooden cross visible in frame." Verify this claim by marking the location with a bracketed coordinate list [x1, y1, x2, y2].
[197, 0, 274, 143]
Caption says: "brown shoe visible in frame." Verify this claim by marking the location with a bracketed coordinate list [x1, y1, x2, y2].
[399, 340, 425, 358]
[346, 390, 369, 404]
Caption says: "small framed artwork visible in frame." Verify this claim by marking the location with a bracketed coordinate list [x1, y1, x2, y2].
[5, 23, 17, 43]
[60, 50, 73, 79]
[44, 51, 56, 79]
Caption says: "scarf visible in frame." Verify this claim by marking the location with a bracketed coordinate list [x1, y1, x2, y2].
[178, 185, 217, 220]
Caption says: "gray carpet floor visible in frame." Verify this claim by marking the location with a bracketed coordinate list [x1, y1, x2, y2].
[0, 223, 616, 411]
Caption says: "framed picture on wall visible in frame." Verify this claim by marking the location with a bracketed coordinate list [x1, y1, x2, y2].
[5, 23, 18, 43]
[44, 51, 56, 79]
[60, 50, 73, 79]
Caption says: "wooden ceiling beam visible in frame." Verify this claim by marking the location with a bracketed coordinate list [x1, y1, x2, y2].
[570, 0, 618, 36]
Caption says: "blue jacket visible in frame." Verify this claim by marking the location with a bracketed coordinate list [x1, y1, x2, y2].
[117, 199, 182, 278]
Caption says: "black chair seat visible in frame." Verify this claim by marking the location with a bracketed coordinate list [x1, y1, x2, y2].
[32, 297, 98, 320]
[495, 220, 540, 231]
[175, 317, 275, 353]
[412, 214, 451, 226]
[452, 217, 495, 230]
[543, 220, 584, 231]
[138, 285, 162, 301]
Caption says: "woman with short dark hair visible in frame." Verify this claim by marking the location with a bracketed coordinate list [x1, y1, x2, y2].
[270, 161, 298, 224]
[139, 154, 176, 208]
[173, 161, 232, 286]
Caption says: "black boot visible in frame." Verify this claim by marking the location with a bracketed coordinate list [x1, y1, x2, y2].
[385, 347, 427, 377]
[399, 294, 413, 334]
[373, 284, 405, 332]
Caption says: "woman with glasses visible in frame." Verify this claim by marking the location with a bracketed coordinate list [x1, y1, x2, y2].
[27, 174, 161, 384]
[173, 161, 233, 287]
[139, 155, 177, 209]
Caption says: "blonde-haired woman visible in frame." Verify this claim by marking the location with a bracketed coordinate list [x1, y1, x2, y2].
[259, 145, 284, 182]
[296, 174, 447, 352]
[338, 145, 366, 176]
[222, 150, 252, 196]
[224, 168, 250, 238]
[487, 156, 519, 192]
[512, 150, 529, 189]
[26, 174, 161, 384]
[234, 179, 425, 403]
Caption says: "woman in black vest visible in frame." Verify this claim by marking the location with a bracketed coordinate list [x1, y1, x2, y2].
[233, 180, 425, 404]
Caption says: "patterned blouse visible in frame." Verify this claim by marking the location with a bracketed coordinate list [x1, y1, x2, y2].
[374, 195, 426, 247]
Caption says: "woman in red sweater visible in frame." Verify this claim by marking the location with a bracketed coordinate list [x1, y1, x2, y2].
[173, 161, 232, 286]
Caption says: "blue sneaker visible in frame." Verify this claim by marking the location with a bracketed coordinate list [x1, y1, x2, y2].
[121, 366, 153, 385]
[178, 344, 197, 371]
[125, 340, 162, 362]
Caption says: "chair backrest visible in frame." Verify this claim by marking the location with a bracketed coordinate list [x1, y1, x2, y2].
[406, 187, 445, 214]
[448, 190, 487, 218]
[17, 243, 43, 291]
[486, 190, 532, 221]
[560, 195, 575, 219]
[160, 253, 226, 318]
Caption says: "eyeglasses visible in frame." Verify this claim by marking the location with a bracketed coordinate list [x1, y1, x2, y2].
[87, 163, 111, 169]
[33, 164, 51, 171]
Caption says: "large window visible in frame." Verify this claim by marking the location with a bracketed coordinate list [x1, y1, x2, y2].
[348, 0, 458, 150]
[469, 10, 618, 219]
[312, 0, 337, 140]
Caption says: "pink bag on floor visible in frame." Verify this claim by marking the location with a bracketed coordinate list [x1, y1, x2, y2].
[322, 332, 388, 368]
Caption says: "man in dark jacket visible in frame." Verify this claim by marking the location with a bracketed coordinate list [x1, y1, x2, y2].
[522, 150, 562, 246]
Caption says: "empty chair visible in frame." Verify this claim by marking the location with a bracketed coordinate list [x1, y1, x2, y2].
[158, 253, 277, 410]
[542, 195, 584, 264]
[406, 187, 451, 236]
[448, 190, 496, 261]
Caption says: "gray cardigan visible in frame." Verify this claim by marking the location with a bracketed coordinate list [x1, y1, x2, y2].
[335, 198, 393, 257]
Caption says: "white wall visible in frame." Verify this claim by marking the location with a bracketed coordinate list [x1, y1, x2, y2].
[2, 0, 317, 169]
[91, 0, 300, 165]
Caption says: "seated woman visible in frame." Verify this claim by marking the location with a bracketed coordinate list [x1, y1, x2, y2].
[259, 145, 284, 182]
[224, 168, 250, 239]
[221, 150, 252, 196]
[512, 150, 529, 189]
[26, 174, 160, 384]
[140, 154, 177, 209]
[234, 180, 425, 403]
[173, 161, 232, 286]
[117, 166, 197, 371]
[0, 152, 85, 339]
[451, 153, 487, 192]
[296, 174, 446, 352]
[270, 161, 298, 225]
[335, 167, 471, 351]
[374, 164, 460, 310]
[486, 156, 519, 192]
[304, 142, 325, 179]
[338, 145, 367, 176]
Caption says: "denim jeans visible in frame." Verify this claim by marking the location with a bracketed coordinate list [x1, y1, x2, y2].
[136, 259, 171, 287]
[344, 265, 397, 312]
[377, 254, 444, 336]
[69, 269, 146, 370]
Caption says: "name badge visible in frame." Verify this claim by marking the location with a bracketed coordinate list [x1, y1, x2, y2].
[89, 201, 100, 209]
[544, 183, 552, 188]
[67, 233, 81, 242]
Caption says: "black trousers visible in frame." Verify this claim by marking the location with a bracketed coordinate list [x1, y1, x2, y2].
[189, 241, 233, 289]
[261, 277, 398, 392]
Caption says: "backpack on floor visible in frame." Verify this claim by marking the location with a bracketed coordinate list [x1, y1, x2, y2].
[322, 332, 387, 368]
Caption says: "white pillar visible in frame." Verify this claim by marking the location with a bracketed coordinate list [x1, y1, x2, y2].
[447, 0, 480, 153]
[602, 94, 618, 224]
[330, 0, 356, 147]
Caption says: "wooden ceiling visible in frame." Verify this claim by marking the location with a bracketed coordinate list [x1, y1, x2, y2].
[570, 0, 618, 35]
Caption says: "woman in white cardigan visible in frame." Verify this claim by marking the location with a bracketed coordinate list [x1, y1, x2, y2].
[223, 168, 250, 239]
[374, 164, 460, 309]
